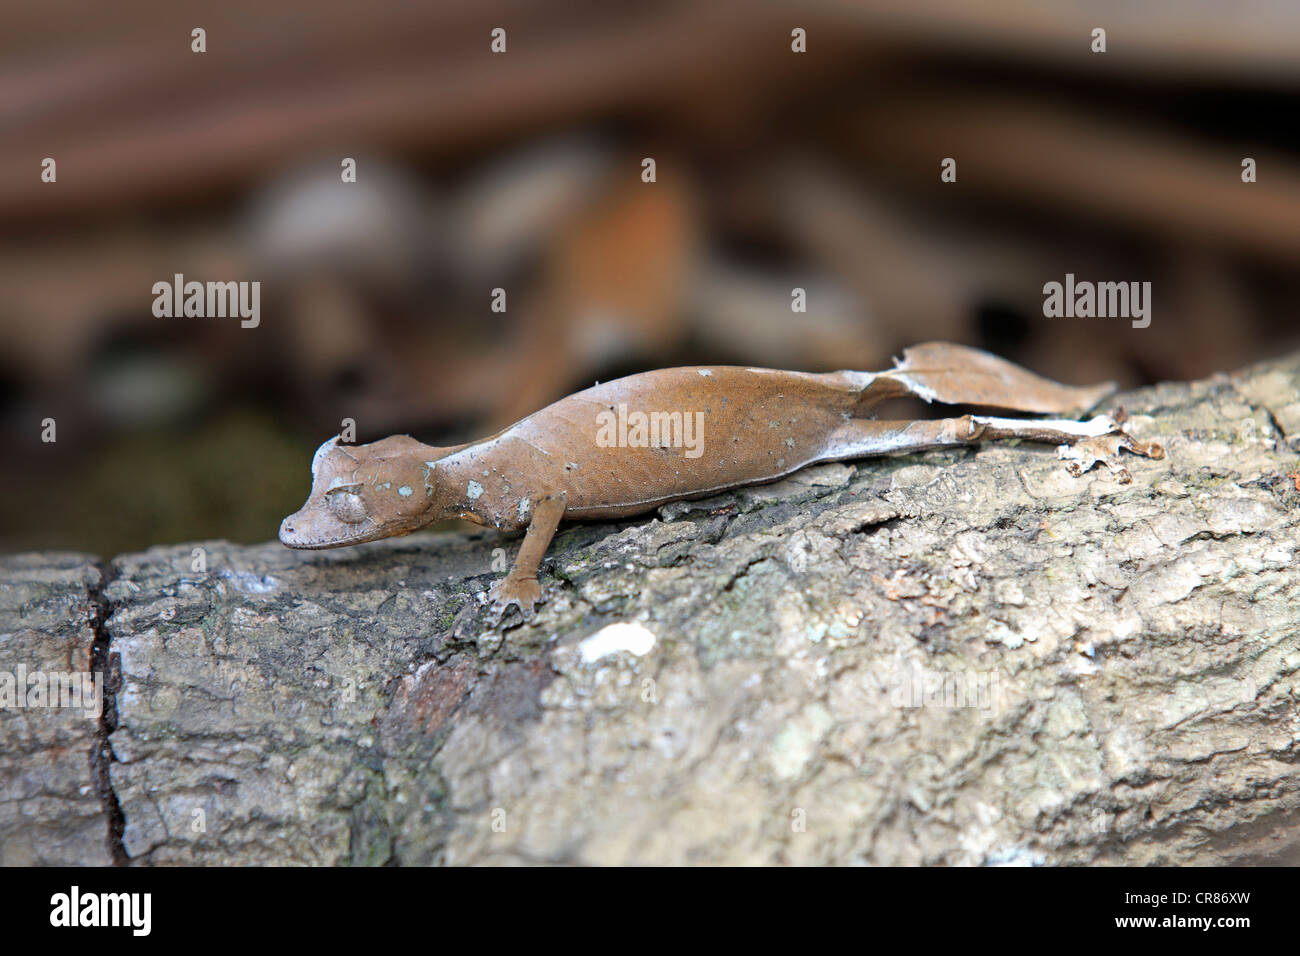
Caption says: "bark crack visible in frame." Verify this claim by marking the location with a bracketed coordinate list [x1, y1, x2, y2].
[87, 560, 128, 866]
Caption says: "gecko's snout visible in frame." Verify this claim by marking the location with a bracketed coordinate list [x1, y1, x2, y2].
[279, 506, 370, 549]
[279, 512, 315, 548]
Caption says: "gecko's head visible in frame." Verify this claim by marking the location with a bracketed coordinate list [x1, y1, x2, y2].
[279, 435, 440, 549]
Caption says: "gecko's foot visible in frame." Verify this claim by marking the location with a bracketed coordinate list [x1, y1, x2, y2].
[1057, 420, 1164, 483]
[488, 574, 544, 623]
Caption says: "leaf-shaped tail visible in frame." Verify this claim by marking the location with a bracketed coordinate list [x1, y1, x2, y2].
[878, 341, 1116, 415]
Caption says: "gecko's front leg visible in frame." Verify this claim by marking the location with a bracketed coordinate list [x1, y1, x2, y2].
[489, 491, 567, 622]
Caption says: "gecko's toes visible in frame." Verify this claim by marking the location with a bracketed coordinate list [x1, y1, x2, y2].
[488, 575, 544, 624]
[1057, 424, 1163, 481]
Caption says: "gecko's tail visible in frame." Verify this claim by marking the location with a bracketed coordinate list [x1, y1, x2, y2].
[851, 341, 1116, 416]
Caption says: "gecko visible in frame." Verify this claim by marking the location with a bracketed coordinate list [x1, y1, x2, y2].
[280, 342, 1163, 620]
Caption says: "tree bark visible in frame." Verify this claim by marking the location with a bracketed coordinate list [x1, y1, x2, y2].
[4, 352, 1300, 865]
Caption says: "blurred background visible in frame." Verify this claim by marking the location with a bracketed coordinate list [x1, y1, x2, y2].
[2, 0, 1298, 556]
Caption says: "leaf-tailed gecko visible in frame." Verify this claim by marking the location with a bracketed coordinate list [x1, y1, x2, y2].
[280, 342, 1162, 620]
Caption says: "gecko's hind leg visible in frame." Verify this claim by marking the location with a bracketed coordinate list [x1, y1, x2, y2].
[825, 414, 1163, 480]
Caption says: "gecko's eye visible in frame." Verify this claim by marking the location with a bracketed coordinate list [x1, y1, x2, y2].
[326, 488, 367, 524]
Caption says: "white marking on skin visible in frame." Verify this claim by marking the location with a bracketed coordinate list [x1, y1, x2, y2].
[398, 486, 412, 497]
[467, 480, 484, 499]
[899, 375, 938, 403]
[698, 369, 712, 377]
[840, 370, 878, 389]
[974, 414, 1114, 437]
[518, 497, 531, 520]
[579, 622, 657, 663]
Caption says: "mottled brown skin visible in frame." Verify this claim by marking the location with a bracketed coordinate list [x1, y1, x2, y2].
[280, 342, 1162, 620]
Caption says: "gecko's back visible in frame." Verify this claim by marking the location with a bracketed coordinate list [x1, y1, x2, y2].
[439, 365, 864, 523]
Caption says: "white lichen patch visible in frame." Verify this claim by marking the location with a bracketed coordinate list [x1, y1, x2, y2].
[994, 580, 1026, 606]
[217, 569, 279, 595]
[579, 621, 657, 663]
[768, 702, 834, 780]
[985, 844, 1046, 867]
[987, 619, 1036, 649]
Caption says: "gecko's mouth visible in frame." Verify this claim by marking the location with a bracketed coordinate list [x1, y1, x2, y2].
[279, 509, 424, 549]
[278, 511, 383, 549]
